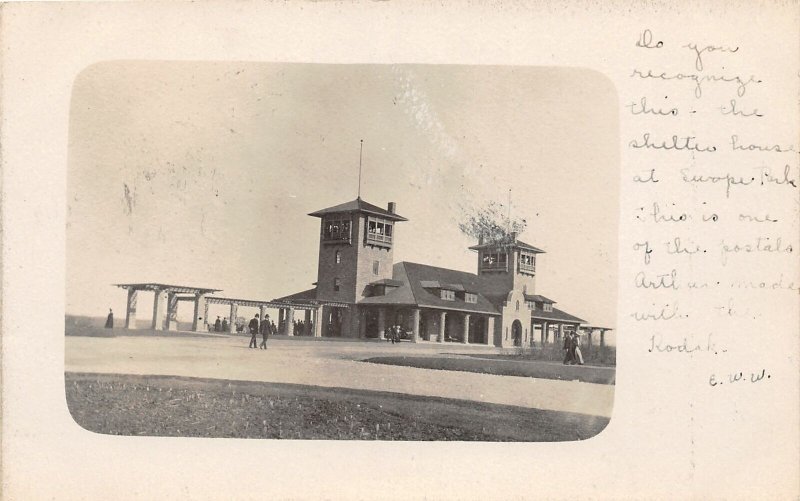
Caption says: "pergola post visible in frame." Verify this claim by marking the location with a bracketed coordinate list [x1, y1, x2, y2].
[462, 313, 470, 344]
[202, 300, 210, 331]
[228, 303, 237, 333]
[377, 308, 386, 340]
[438, 312, 447, 343]
[558, 324, 565, 346]
[285, 307, 295, 336]
[586, 328, 593, 358]
[485, 316, 494, 346]
[151, 288, 166, 330]
[600, 329, 606, 363]
[166, 292, 179, 331]
[540, 321, 547, 347]
[410, 308, 420, 343]
[304, 309, 312, 336]
[313, 306, 323, 337]
[125, 288, 138, 329]
[192, 293, 206, 332]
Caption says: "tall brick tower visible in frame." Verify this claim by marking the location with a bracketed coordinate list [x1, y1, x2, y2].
[308, 197, 407, 336]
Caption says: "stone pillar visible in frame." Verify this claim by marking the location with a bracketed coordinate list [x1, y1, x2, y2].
[485, 316, 495, 345]
[192, 293, 206, 332]
[462, 314, 470, 344]
[285, 307, 295, 336]
[228, 303, 237, 333]
[377, 308, 386, 340]
[260, 305, 268, 321]
[203, 301, 210, 331]
[540, 321, 547, 346]
[125, 288, 138, 329]
[558, 324, 565, 346]
[438, 312, 446, 343]
[304, 309, 312, 336]
[151, 288, 165, 330]
[358, 308, 367, 338]
[313, 307, 323, 337]
[410, 308, 420, 343]
[166, 292, 179, 331]
[278, 308, 285, 334]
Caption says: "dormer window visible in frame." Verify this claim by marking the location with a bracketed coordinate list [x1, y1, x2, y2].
[323, 217, 352, 243]
[440, 289, 455, 301]
[465, 293, 478, 304]
[544, 303, 553, 312]
[519, 251, 536, 275]
[366, 216, 393, 247]
[480, 251, 508, 271]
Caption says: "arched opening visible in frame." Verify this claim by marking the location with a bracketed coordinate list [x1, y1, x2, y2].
[512, 319, 523, 347]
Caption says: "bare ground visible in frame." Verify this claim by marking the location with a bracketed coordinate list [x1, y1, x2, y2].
[66, 372, 610, 441]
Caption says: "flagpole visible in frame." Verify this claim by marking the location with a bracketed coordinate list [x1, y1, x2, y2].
[358, 139, 363, 199]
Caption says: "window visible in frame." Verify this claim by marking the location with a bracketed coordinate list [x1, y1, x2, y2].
[516, 300, 520, 311]
[373, 260, 379, 275]
[333, 278, 341, 292]
[335, 250, 341, 264]
[440, 289, 455, 301]
[465, 293, 477, 304]
[366, 216, 393, 247]
[519, 251, 536, 275]
[544, 302, 553, 312]
[323, 217, 352, 243]
[480, 251, 508, 271]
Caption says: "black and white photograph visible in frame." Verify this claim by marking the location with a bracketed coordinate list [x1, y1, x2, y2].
[64, 62, 619, 442]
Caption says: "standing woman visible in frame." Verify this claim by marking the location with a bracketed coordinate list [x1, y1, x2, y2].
[104, 308, 114, 329]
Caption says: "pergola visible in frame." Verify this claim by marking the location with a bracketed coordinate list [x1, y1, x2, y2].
[115, 283, 221, 331]
[579, 325, 614, 362]
[206, 296, 349, 337]
[114, 282, 349, 336]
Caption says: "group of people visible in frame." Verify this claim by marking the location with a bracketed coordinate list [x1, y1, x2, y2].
[563, 331, 585, 365]
[212, 315, 277, 336]
[384, 324, 404, 344]
[247, 314, 273, 349]
[292, 319, 313, 336]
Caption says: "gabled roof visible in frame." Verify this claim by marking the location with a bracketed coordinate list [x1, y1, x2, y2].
[274, 287, 318, 302]
[308, 197, 408, 221]
[369, 278, 404, 287]
[524, 294, 556, 304]
[468, 239, 545, 253]
[399, 262, 501, 315]
[532, 307, 586, 324]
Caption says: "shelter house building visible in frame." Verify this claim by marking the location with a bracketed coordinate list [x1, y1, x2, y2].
[276, 197, 609, 349]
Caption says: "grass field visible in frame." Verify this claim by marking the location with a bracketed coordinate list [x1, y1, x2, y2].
[363, 356, 616, 385]
[66, 372, 610, 441]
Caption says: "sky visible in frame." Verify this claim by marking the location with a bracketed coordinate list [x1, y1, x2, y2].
[66, 61, 619, 329]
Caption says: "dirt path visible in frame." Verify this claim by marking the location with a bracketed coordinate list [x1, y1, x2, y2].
[65, 335, 614, 417]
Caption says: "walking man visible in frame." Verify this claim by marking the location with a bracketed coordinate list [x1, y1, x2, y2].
[248, 314, 259, 349]
[260, 314, 270, 349]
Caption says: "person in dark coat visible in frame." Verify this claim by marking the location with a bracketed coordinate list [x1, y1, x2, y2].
[259, 314, 270, 349]
[221, 318, 228, 332]
[248, 314, 260, 349]
[104, 309, 114, 328]
[563, 330, 574, 365]
[214, 316, 221, 332]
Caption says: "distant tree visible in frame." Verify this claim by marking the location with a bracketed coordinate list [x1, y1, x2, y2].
[458, 200, 527, 246]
